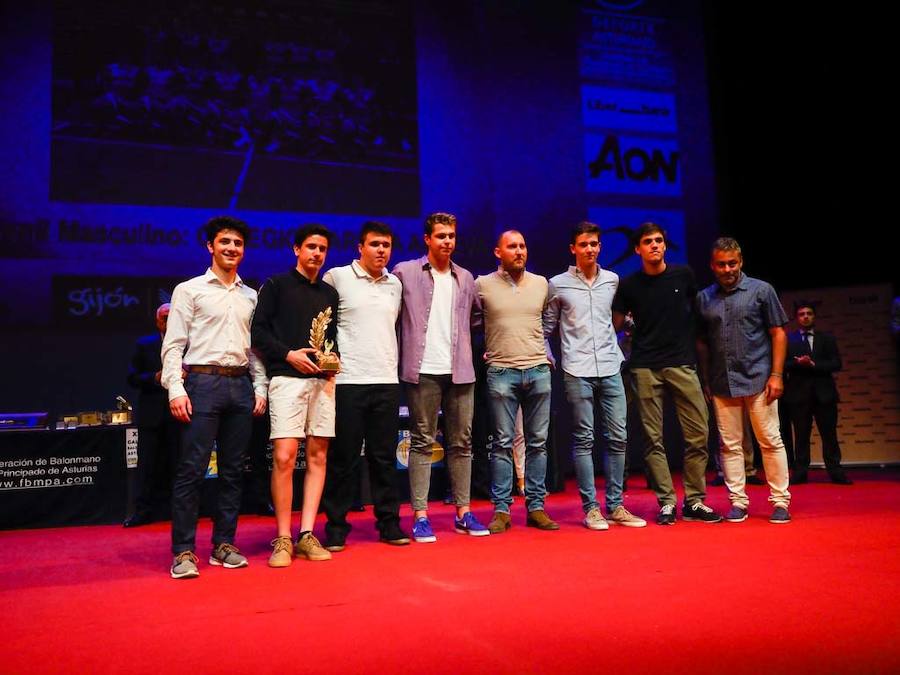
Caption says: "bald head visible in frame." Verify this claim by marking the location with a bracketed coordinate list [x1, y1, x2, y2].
[494, 230, 527, 277]
[496, 229, 524, 248]
[156, 303, 171, 334]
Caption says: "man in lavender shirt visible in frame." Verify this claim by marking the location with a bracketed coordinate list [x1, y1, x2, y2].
[393, 212, 489, 542]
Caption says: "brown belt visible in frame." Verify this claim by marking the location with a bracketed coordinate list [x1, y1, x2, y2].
[187, 365, 249, 377]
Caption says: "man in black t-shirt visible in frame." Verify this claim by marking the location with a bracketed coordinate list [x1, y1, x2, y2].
[612, 222, 721, 525]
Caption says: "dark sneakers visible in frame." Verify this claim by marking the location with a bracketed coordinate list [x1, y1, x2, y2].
[379, 522, 411, 546]
[682, 501, 723, 523]
[656, 503, 676, 525]
[324, 538, 346, 553]
[769, 506, 791, 524]
[724, 505, 748, 523]
[830, 472, 853, 485]
[526, 510, 560, 530]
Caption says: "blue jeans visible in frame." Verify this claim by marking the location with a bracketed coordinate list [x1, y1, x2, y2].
[563, 372, 627, 513]
[171, 372, 253, 555]
[486, 364, 551, 513]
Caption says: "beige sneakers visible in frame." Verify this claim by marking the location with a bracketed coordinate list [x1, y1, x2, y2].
[268, 536, 294, 567]
[583, 507, 609, 530]
[295, 532, 332, 561]
[608, 505, 647, 528]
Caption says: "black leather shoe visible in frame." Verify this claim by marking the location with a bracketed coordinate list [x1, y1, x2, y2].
[379, 522, 411, 545]
[324, 538, 346, 553]
[792, 471, 808, 484]
[123, 513, 152, 528]
[746, 475, 765, 486]
[830, 472, 853, 485]
[711, 475, 726, 486]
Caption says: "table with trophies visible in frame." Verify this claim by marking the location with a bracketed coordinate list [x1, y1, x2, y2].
[0, 409, 133, 530]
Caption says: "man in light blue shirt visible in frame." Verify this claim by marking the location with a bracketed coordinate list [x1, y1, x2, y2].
[543, 222, 647, 529]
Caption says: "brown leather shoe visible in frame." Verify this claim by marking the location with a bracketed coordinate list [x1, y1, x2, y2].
[526, 510, 560, 530]
[487, 511, 511, 534]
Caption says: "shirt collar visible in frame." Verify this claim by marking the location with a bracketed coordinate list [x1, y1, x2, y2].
[204, 268, 244, 288]
[569, 265, 603, 284]
[420, 255, 456, 276]
[497, 266, 526, 286]
[352, 259, 388, 282]
[291, 267, 318, 285]
[718, 272, 748, 294]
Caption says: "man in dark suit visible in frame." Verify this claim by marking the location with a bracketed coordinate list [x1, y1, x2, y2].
[784, 302, 852, 485]
[125, 303, 179, 526]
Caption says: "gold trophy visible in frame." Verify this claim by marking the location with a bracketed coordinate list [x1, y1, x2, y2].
[309, 307, 340, 371]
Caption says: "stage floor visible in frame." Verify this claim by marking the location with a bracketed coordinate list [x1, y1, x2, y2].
[3, 469, 899, 674]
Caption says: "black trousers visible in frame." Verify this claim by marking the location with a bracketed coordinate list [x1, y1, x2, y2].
[133, 419, 179, 519]
[324, 383, 401, 542]
[791, 397, 843, 473]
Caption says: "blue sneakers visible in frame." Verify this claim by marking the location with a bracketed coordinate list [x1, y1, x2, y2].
[412, 517, 437, 543]
[769, 506, 791, 524]
[725, 505, 748, 522]
[454, 511, 490, 537]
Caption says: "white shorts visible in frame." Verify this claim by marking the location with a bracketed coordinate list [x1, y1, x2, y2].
[268, 375, 336, 439]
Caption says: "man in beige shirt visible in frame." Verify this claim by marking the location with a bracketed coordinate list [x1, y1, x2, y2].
[476, 230, 558, 533]
[162, 216, 267, 579]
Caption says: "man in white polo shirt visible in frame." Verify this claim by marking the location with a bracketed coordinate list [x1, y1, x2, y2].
[321, 221, 410, 550]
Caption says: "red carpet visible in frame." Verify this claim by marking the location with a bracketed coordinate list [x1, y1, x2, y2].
[2, 469, 899, 674]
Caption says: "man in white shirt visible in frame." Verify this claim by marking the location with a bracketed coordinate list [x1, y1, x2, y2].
[321, 221, 409, 550]
[162, 216, 268, 579]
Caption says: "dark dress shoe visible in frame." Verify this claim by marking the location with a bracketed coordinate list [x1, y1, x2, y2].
[526, 510, 560, 530]
[711, 475, 726, 486]
[123, 513, 152, 528]
[792, 471, 808, 484]
[350, 503, 366, 512]
[746, 475, 765, 486]
[830, 472, 853, 485]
